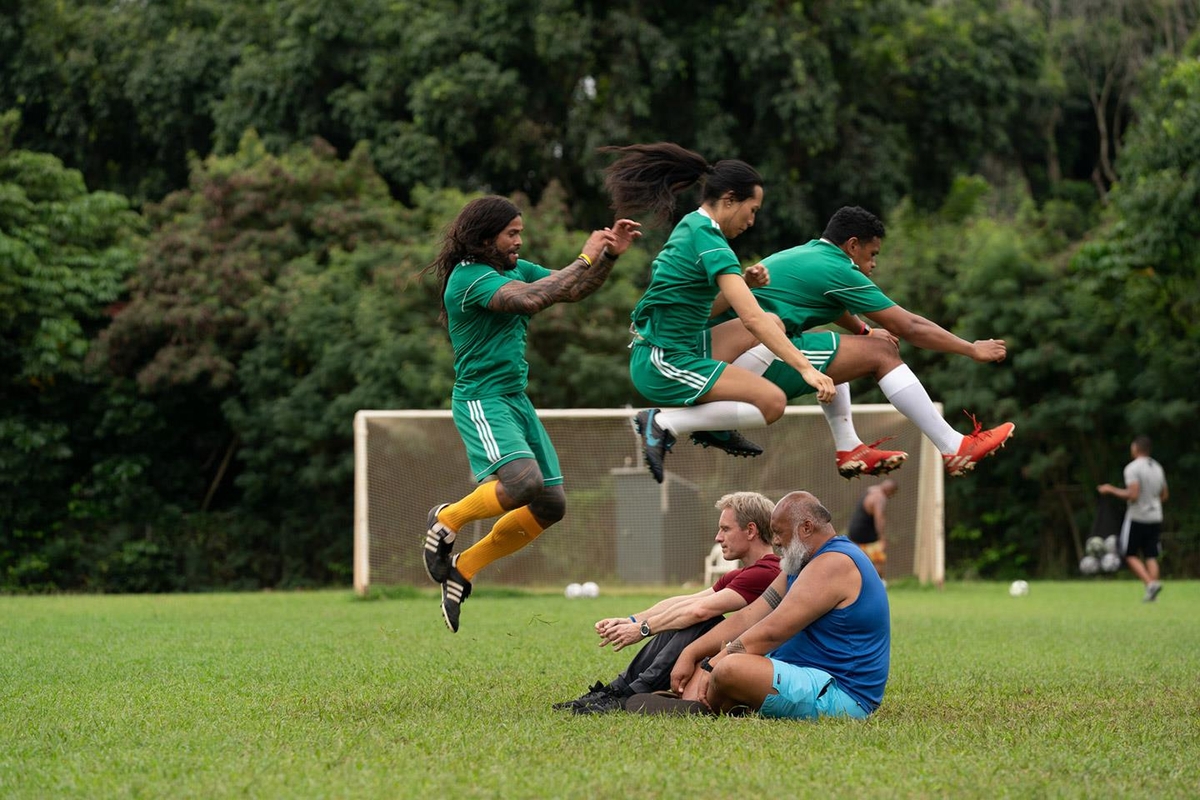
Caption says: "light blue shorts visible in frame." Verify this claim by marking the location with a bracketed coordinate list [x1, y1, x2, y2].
[758, 660, 870, 721]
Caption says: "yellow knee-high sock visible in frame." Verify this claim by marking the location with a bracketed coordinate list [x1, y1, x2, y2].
[440, 481, 506, 533]
[454, 507, 545, 581]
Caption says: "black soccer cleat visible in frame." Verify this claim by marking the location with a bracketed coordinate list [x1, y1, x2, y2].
[423, 503, 456, 584]
[440, 559, 472, 633]
[552, 681, 610, 711]
[689, 429, 764, 458]
[633, 408, 675, 484]
[573, 692, 625, 715]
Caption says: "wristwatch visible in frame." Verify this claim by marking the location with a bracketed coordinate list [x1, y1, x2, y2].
[639, 619, 652, 638]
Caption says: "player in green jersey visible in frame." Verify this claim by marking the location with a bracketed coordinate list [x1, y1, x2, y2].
[600, 142, 835, 482]
[720, 206, 1015, 478]
[422, 195, 641, 631]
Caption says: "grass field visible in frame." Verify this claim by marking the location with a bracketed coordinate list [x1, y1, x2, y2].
[2, 580, 1198, 799]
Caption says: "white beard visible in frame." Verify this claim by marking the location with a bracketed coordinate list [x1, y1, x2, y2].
[780, 537, 810, 575]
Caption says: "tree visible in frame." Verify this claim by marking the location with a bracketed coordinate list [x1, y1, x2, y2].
[0, 110, 145, 589]
[0, 0, 271, 203]
[1040, 0, 1200, 199]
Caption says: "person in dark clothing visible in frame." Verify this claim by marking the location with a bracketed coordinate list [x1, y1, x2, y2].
[846, 479, 898, 579]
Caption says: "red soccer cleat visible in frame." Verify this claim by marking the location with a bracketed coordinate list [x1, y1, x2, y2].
[943, 414, 1015, 477]
[836, 439, 909, 479]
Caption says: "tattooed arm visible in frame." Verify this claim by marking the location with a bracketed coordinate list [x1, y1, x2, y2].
[488, 250, 616, 315]
[488, 219, 641, 315]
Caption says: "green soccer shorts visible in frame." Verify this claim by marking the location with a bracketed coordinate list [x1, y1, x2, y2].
[451, 392, 563, 485]
[629, 334, 726, 407]
[760, 331, 841, 399]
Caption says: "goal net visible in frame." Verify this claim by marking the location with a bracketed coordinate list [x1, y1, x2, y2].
[354, 405, 944, 594]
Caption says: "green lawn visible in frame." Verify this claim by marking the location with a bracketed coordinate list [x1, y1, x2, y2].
[2, 580, 1197, 799]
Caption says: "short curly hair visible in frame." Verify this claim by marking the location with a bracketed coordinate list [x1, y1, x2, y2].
[822, 206, 886, 245]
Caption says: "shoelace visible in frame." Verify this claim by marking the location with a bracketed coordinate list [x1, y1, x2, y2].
[962, 410, 983, 437]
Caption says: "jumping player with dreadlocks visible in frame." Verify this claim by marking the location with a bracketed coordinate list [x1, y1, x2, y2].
[420, 196, 641, 632]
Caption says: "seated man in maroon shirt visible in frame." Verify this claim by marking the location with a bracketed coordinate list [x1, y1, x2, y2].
[553, 491, 780, 714]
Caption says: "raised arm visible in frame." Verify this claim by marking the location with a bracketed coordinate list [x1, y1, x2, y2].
[721, 273, 836, 402]
[866, 305, 1006, 363]
[487, 219, 641, 315]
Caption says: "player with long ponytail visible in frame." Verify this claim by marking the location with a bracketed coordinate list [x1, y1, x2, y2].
[600, 143, 834, 482]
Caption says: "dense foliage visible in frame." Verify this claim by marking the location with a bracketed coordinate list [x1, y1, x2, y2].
[1, 1, 1197, 589]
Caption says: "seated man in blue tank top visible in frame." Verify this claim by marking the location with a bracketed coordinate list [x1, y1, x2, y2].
[653, 490, 890, 720]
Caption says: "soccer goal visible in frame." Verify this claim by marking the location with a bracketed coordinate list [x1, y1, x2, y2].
[353, 405, 944, 595]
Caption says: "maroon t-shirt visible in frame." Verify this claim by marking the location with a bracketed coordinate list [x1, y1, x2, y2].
[713, 553, 781, 604]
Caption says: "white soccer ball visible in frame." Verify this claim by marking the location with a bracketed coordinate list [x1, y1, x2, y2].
[1100, 552, 1121, 573]
[564, 582, 583, 599]
[1104, 535, 1118, 555]
[1009, 579, 1030, 597]
[580, 581, 600, 598]
[1085, 536, 1106, 557]
[1079, 555, 1100, 575]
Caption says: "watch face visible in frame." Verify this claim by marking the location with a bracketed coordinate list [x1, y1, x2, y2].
[640, 622, 651, 637]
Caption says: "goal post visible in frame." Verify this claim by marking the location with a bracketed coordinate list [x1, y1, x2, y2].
[353, 405, 944, 595]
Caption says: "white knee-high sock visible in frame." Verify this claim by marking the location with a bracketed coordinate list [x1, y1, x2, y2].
[731, 344, 774, 376]
[821, 383, 863, 451]
[878, 364, 964, 454]
[656, 401, 768, 435]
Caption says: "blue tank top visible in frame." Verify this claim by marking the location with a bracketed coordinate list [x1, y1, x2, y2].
[769, 537, 890, 712]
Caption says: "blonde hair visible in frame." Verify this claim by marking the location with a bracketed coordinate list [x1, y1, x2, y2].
[714, 492, 775, 543]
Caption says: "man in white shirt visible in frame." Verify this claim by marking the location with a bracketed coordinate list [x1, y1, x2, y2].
[1098, 436, 1169, 602]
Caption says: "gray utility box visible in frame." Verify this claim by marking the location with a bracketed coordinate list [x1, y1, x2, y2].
[611, 467, 708, 585]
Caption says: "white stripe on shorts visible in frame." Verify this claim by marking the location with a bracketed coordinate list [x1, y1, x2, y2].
[650, 346, 710, 391]
[468, 400, 501, 463]
[801, 348, 835, 369]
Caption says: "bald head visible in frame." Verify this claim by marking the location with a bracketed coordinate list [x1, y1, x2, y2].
[773, 491, 833, 534]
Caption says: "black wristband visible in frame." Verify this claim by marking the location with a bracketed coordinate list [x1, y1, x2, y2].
[699, 656, 713, 673]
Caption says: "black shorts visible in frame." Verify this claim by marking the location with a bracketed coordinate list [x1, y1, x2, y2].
[1120, 519, 1162, 559]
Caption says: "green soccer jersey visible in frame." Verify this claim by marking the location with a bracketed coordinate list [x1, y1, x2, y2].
[632, 209, 744, 351]
[752, 239, 896, 334]
[444, 258, 552, 399]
